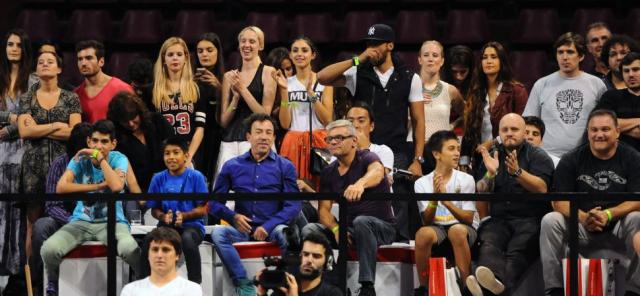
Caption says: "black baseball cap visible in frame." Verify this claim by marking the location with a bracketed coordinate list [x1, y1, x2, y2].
[362, 24, 395, 43]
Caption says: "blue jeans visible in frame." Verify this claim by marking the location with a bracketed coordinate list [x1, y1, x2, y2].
[211, 224, 290, 285]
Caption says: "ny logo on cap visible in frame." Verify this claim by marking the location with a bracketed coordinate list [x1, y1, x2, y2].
[368, 26, 375, 36]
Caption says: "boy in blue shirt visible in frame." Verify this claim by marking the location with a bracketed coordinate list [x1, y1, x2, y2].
[142, 136, 208, 284]
[41, 120, 141, 295]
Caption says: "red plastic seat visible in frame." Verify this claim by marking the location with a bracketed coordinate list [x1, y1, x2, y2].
[106, 52, 148, 82]
[510, 51, 550, 92]
[117, 10, 164, 44]
[571, 9, 615, 36]
[173, 10, 215, 44]
[444, 10, 489, 44]
[342, 11, 384, 43]
[291, 13, 333, 44]
[16, 10, 58, 41]
[395, 10, 437, 44]
[512, 9, 560, 45]
[66, 10, 112, 43]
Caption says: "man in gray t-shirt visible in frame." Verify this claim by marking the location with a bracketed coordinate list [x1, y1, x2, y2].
[523, 32, 607, 159]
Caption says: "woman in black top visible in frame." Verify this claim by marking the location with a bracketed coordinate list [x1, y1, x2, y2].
[107, 91, 174, 191]
[216, 26, 276, 180]
[194, 32, 225, 185]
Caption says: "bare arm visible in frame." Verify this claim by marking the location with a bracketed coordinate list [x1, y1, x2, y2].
[56, 169, 107, 193]
[450, 86, 465, 129]
[618, 118, 640, 132]
[514, 170, 548, 193]
[409, 100, 425, 172]
[187, 127, 204, 164]
[313, 86, 334, 126]
[441, 201, 475, 225]
[181, 203, 208, 220]
[316, 59, 350, 87]
[607, 201, 640, 221]
[476, 201, 489, 219]
[219, 72, 237, 128]
[356, 161, 385, 189]
[421, 204, 437, 225]
[126, 162, 141, 193]
[553, 201, 589, 223]
[18, 114, 60, 139]
[48, 113, 81, 141]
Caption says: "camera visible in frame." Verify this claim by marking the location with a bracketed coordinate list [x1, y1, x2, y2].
[256, 254, 300, 290]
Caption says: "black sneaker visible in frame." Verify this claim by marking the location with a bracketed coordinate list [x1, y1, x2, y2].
[357, 285, 376, 296]
[413, 285, 428, 296]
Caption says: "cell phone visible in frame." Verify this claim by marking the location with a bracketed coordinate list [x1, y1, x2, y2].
[195, 68, 206, 76]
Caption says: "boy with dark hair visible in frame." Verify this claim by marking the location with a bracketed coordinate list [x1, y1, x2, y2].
[141, 136, 208, 284]
[413, 130, 477, 296]
[523, 116, 560, 167]
[42, 119, 140, 295]
[122, 227, 203, 295]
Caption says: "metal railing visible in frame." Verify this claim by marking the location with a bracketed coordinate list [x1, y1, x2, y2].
[1, 192, 636, 296]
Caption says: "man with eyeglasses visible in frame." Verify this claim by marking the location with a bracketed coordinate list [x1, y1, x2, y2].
[302, 119, 394, 296]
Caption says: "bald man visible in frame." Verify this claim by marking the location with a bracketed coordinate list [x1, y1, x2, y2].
[466, 113, 555, 296]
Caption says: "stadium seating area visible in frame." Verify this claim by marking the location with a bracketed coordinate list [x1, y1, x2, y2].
[8, 0, 640, 90]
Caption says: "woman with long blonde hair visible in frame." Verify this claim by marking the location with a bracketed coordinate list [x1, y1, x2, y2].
[215, 26, 276, 179]
[153, 37, 208, 168]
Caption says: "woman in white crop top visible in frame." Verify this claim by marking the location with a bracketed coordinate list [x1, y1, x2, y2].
[274, 37, 333, 187]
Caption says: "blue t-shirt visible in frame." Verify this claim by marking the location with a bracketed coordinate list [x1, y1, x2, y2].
[68, 151, 129, 224]
[146, 168, 208, 235]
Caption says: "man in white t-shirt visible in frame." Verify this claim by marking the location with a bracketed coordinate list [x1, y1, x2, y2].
[523, 32, 607, 159]
[120, 227, 202, 296]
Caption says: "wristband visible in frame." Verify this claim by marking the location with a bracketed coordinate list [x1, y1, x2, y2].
[280, 100, 290, 108]
[604, 209, 613, 223]
[352, 56, 360, 66]
[484, 171, 495, 180]
[91, 149, 99, 159]
[331, 225, 339, 234]
[428, 202, 438, 209]
[226, 105, 237, 113]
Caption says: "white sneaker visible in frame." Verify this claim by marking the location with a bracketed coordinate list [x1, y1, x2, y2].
[475, 266, 505, 295]
[466, 275, 484, 296]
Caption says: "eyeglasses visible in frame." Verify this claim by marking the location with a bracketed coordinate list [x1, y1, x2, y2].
[325, 134, 354, 143]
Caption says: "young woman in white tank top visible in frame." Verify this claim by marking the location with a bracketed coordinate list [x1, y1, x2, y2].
[273, 37, 333, 187]
[408, 40, 464, 143]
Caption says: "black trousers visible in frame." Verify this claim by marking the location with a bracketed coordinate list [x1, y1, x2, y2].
[477, 217, 540, 295]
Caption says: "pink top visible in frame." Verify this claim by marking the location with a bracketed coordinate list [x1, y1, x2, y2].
[75, 77, 133, 123]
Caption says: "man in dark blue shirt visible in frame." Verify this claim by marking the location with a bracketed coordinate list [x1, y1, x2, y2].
[208, 113, 301, 296]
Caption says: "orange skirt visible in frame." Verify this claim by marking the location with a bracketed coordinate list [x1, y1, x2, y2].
[280, 129, 328, 189]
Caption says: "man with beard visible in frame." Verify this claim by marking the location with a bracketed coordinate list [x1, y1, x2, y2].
[317, 24, 425, 241]
[596, 52, 640, 151]
[599, 35, 640, 90]
[74, 40, 133, 123]
[255, 232, 343, 296]
[540, 109, 640, 296]
[465, 113, 554, 296]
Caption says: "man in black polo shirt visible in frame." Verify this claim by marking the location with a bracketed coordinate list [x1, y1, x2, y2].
[317, 23, 425, 241]
[596, 52, 640, 151]
[540, 109, 640, 296]
[466, 113, 554, 296]
[302, 119, 394, 296]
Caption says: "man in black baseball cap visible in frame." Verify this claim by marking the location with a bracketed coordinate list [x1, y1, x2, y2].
[317, 23, 426, 295]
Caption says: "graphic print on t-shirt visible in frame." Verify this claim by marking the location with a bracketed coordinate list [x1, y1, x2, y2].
[555, 89, 584, 124]
[161, 94, 194, 135]
[577, 170, 627, 191]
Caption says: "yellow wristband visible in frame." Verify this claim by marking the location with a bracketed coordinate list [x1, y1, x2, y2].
[428, 202, 438, 209]
[280, 100, 289, 108]
[604, 209, 613, 222]
[352, 56, 360, 66]
[484, 171, 495, 180]
[331, 225, 339, 234]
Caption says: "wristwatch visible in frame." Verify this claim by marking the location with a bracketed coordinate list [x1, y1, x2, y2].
[414, 156, 425, 164]
[510, 167, 523, 178]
